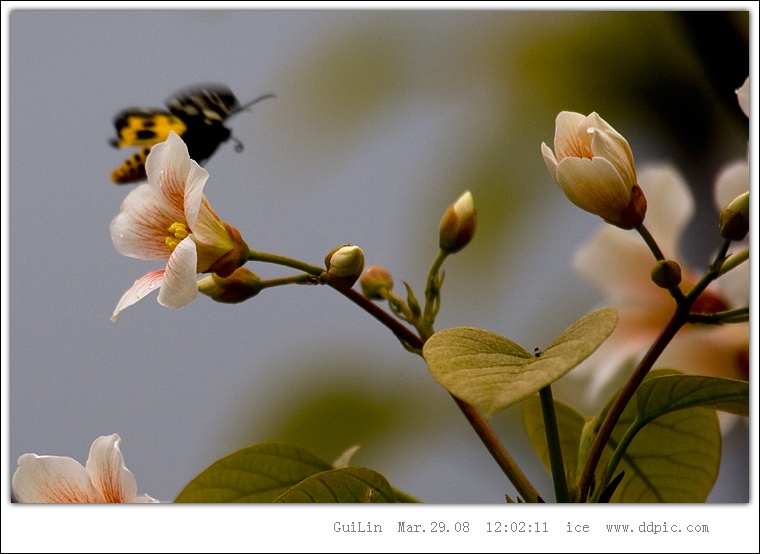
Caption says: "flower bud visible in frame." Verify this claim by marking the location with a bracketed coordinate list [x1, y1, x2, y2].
[719, 191, 749, 241]
[439, 190, 476, 253]
[360, 265, 394, 299]
[542, 111, 646, 229]
[198, 267, 263, 304]
[650, 260, 682, 289]
[325, 245, 365, 289]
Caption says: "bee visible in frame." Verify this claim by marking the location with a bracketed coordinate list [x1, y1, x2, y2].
[109, 84, 274, 184]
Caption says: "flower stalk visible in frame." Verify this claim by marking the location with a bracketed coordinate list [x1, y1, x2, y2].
[247, 249, 325, 276]
[539, 385, 570, 503]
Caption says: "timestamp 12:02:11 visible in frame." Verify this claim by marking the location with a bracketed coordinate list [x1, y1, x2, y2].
[486, 522, 548, 533]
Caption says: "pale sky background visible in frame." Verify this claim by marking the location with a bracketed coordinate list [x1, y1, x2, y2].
[3, 3, 757, 551]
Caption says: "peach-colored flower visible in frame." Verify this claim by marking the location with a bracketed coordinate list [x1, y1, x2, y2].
[110, 131, 248, 321]
[567, 164, 748, 409]
[12, 434, 157, 503]
[542, 111, 646, 229]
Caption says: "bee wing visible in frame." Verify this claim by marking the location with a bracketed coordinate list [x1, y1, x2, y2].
[165, 85, 239, 124]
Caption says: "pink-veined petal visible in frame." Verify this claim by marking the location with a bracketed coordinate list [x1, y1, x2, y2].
[85, 434, 137, 503]
[110, 184, 176, 261]
[111, 270, 165, 322]
[553, 111, 591, 160]
[555, 156, 631, 221]
[183, 159, 210, 230]
[192, 198, 235, 253]
[158, 237, 198, 308]
[148, 132, 192, 213]
[13, 453, 105, 503]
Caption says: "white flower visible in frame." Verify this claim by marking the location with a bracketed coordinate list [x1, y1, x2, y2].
[542, 111, 646, 229]
[12, 434, 157, 503]
[110, 132, 248, 321]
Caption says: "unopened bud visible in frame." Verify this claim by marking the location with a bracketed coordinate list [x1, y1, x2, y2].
[439, 190, 476, 253]
[198, 268, 263, 304]
[325, 245, 365, 289]
[360, 265, 394, 299]
[719, 191, 749, 241]
[650, 260, 682, 289]
[542, 111, 647, 229]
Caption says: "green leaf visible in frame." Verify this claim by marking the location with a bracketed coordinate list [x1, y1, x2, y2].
[590, 370, 725, 502]
[524, 370, 727, 502]
[274, 467, 398, 503]
[423, 308, 617, 417]
[594, 371, 745, 502]
[601, 405, 720, 502]
[636, 374, 749, 420]
[175, 443, 332, 503]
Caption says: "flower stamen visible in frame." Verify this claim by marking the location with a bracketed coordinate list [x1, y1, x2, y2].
[165, 222, 190, 251]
